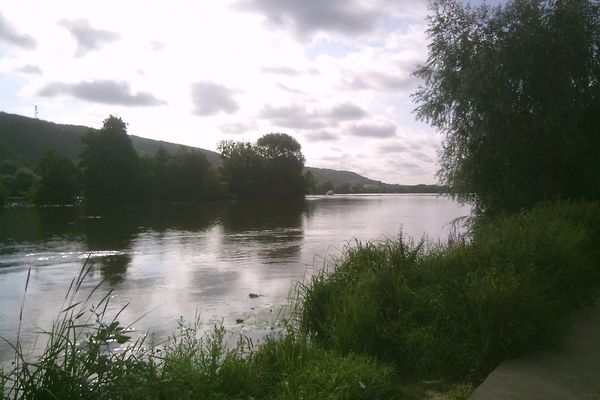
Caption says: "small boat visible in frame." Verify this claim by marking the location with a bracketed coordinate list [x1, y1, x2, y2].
[326, 190, 335, 196]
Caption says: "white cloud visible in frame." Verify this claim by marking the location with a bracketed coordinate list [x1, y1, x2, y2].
[59, 19, 120, 56]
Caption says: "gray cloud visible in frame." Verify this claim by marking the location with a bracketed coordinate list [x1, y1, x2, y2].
[0, 12, 36, 48]
[412, 151, 434, 163]
[16, 65, 42, 74]
[260, 104, 326, 129]
[304, 131, 338, 142]
[38, 80, 166, 106]
[191, 81, 239, 116]
[328, 103, 367, 121]
[235, 0, 378, 38]
[379, 143, 410, 153]
[276, 83, 307, 95]
[260, 101, 368, 130]
[350, 122, 397, 138]
[345, 71, 420, 93]
[59, 19, 120, 56]
[219, 121, 257, 134]
[379, 142, 435, 163]
[261, 65, 301, 75]
[389, 159, 422, 172]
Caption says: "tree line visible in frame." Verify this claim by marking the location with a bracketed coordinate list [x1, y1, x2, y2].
[0, 116, 309, 206]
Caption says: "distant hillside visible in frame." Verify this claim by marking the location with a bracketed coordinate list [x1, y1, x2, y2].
[306, 167, 382, 187]
[0, 112, 220, 166]
[0, 111, 442, 192]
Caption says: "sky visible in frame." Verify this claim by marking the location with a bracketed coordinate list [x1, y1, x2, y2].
[0, 0, 504, 184]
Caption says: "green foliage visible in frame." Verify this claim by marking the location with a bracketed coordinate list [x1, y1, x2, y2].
[298, 201, 600, 383]
[0, 160, 20, 175]
[257, 133, 306, 199]
[0, 182, 7, 206]
[1, 265, 409, 400]
[413, 0, 600, 213]
[80, 116, 142, 204]
[149, 147, 222, 202]
[0, 162, 39, 200]
[34, 150, 80, 205]
[219, 133, 307, 200]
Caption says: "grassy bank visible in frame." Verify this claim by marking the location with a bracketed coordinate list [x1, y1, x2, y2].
[298, 201, 600, 384]
[2, 201, 599, 399]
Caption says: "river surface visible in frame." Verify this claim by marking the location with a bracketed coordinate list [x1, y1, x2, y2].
[0, 194, 470, 363]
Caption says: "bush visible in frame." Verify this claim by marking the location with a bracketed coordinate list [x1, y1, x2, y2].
[298, 201, 600, 383]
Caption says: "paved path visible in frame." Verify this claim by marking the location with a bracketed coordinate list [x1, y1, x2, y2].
[470, 301, 600, 399]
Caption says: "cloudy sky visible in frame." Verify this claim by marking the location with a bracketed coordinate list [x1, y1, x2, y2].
[0, 0, 503, 184]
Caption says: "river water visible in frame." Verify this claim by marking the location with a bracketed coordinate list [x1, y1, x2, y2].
[0, 194, 470, 362]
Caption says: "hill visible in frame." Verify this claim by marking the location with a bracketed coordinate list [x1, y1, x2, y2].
[0, 111, 442, 192]
[0, 112, 220, 166]
[306, 167, 382, 187]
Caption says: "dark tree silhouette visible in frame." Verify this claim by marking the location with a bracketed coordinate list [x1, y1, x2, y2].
[35, 150, 80, 205]
[80, 116, 142, 204]
[413, 0, 600, 213]
[218, 133, 307, 200]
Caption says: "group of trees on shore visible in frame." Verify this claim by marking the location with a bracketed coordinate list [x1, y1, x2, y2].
[0, 116, 309, 206]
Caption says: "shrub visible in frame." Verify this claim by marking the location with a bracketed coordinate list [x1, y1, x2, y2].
[298, 201, 600, 383]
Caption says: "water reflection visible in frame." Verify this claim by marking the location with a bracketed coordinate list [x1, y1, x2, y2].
[0, 195, 471, 364]
[220, 200, 305, 232]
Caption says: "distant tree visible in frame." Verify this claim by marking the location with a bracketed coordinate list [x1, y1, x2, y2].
[413, 0, 600, 213]
[351, 183, 365, 194]
[0, 160, 19, 176]
[218, 140, 267, 200]
[336, 183, 351, 194]
[257, 133, 306, 199]
[0, 182, 7, 205]
[164, 148, 220, 202]
[13, 167, 38, 197]
[303, 169, 317, 194]
[80, 116, 142, 204]
[218, 133, 307, 200]
[318, 180, 334, 194]
[34, 150, 80, 205]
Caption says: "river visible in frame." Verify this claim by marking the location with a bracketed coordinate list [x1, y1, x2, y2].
[0, 194, 470, 363]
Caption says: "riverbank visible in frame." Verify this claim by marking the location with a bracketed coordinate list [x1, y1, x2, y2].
[2, 201, 599, 399]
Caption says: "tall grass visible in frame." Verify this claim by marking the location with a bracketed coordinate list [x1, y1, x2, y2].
[297, 201, 600, 383]
[1, 262, 409, 399]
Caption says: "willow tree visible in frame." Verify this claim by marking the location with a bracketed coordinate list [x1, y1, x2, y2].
[413, 0, 600, 213]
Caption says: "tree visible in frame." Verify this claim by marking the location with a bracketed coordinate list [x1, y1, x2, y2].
[257, 133, 306, 199]
[218, 140, 267, 199]
[13, 167, 38, 197]
[218, 133, 307, 200]
[80, 116, 142, 204]
[413, 0, 600, 213]
[35, 150, 80, 205]
[158, 148, 220, 202]
[0, 182, 7, 206]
